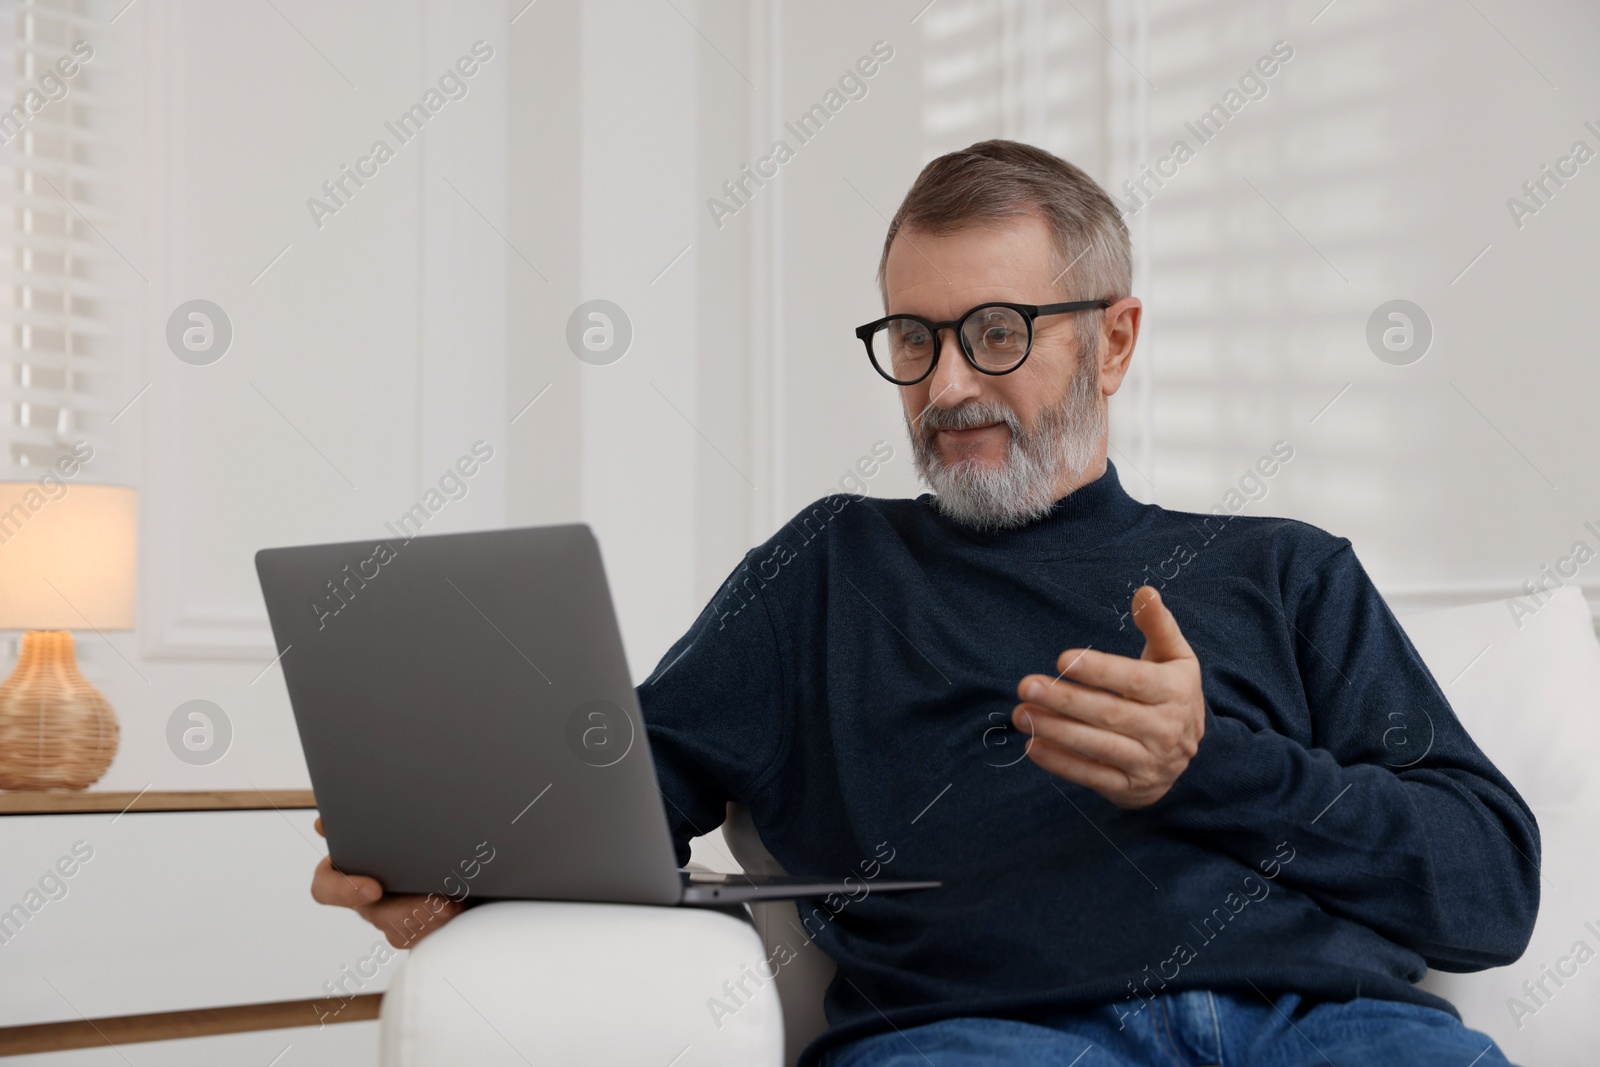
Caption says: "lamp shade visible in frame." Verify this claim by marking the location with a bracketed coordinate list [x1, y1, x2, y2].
[0, 482, 137, 631]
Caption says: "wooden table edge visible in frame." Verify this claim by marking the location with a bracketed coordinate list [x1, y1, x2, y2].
[0, 790, 317, 815]
[0, 993, 381, 1056]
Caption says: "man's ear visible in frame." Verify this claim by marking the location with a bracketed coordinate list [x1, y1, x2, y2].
[1096, 297, 1142, 396]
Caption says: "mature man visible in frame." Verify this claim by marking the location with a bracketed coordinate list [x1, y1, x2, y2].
[314, 140, 1538, 1066]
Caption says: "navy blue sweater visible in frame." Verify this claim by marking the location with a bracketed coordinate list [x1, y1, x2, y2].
[636, 462, 1539, 1065]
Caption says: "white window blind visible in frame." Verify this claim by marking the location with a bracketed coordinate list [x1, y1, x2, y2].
[2, 0, 112, 476]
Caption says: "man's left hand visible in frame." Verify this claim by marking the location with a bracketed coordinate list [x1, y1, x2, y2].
[1011, 586, 1205, 808]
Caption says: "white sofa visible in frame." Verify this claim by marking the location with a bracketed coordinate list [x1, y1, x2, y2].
[376, 898, 786, 1066]
[1407, 586, 1600, 1067]
[380, 587, 1600, 1067]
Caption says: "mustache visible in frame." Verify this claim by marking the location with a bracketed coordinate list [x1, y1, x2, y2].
[916, 400, 1021, 441]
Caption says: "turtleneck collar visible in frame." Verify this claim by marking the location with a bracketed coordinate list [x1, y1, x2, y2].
[916, 460, 1150, 558]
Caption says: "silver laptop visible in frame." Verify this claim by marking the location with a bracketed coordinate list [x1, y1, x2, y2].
[255, 523, 939, 907]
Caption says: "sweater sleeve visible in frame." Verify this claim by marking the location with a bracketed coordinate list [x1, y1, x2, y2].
[635, 548, 793, 867]
[1145, 538, 1541, 971]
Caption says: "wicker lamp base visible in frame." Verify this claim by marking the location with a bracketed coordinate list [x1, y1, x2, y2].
[0, 631, 120, 791]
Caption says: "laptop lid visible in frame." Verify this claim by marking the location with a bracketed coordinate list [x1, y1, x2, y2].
[255, 524, 684, 906]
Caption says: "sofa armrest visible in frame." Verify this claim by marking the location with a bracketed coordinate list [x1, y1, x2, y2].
[724, 803, 838, 1067]
[379, 900, 783, 1067]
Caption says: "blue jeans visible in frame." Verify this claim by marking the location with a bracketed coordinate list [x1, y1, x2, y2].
[822, 990, 1514, 1067]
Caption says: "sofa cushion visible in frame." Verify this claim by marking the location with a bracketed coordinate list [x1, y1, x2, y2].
[379, 901, 783, 1066]
[1398, 586, 1600, 809]
[1401, 586, 1600, 1067]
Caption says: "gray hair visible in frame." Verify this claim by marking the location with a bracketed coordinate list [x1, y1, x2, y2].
[876, 139, 1131, 359]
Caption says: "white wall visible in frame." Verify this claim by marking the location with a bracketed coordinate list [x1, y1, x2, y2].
[97, 0, 512, 788]
[576, 0, 702, 673]
[4, 0, 514, 1060]
[1123, 0, 1600, 617]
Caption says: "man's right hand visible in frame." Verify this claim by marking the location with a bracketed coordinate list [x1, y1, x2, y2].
[311, 817, 465, 949]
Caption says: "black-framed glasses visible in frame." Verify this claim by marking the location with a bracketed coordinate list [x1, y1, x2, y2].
[855, 300, 1112, 386]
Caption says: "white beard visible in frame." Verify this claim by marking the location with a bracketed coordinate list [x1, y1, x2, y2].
[909, 356, 1105, 531]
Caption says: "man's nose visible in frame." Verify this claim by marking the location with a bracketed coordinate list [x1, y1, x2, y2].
[924, 327, 981, 406]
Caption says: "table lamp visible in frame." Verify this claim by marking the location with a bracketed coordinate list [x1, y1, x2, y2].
[0, 482, 137, 790]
